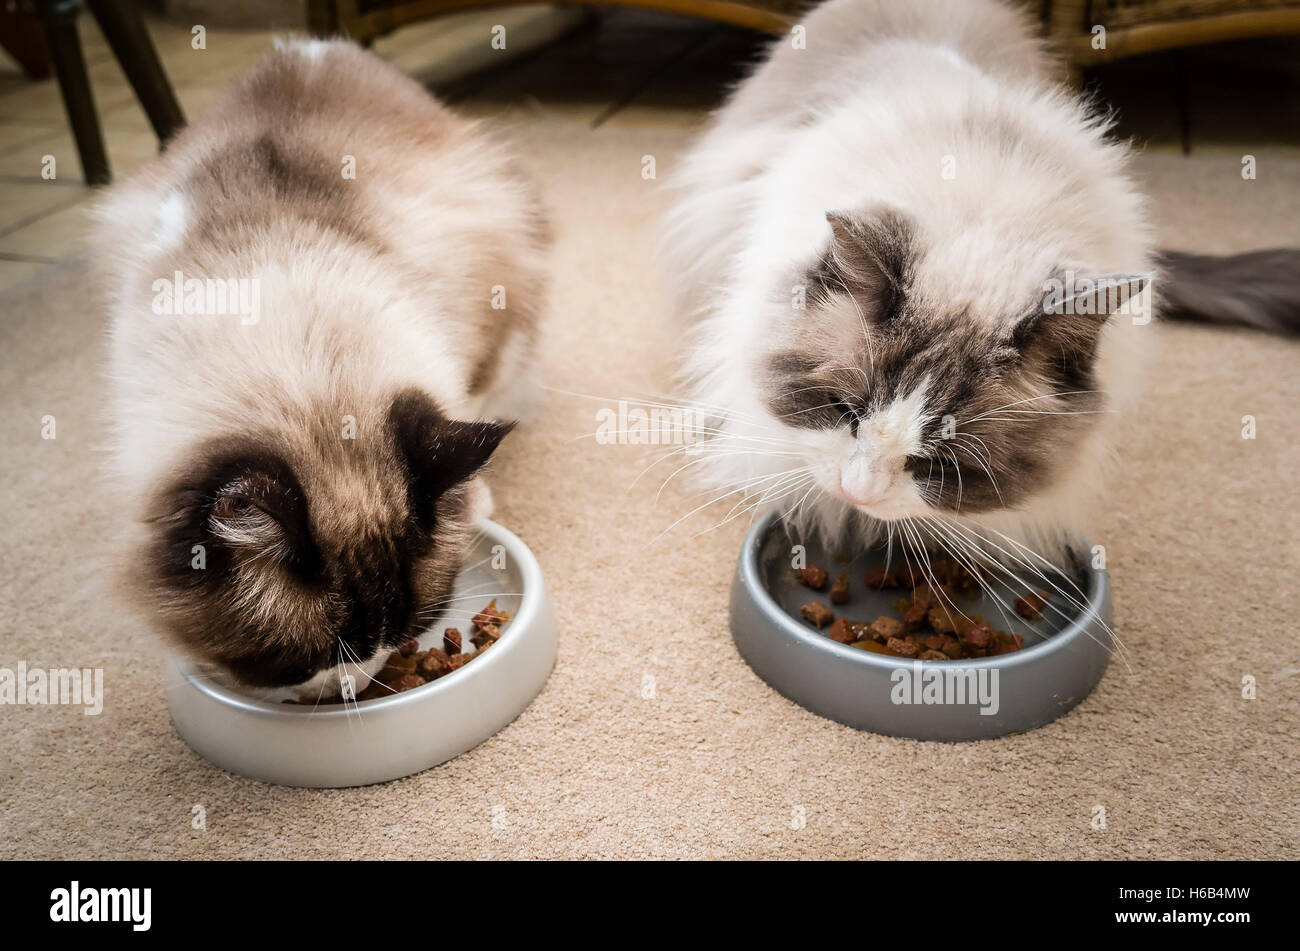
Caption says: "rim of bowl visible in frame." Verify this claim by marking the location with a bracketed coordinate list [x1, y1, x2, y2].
[739, 509, 1111, 671]
[170, 519, 544, 717]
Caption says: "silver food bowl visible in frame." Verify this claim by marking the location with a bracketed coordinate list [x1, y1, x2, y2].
[166, 519, 556, 787]
[730, 510, 1113, 741]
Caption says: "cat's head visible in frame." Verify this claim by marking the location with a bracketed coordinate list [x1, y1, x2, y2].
[755, 207, 1147, 526]
[134, 388, 510, 695]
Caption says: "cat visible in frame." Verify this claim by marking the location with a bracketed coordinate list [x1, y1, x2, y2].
[663, 0, 1299, 582]
[99, 39, 547, 698]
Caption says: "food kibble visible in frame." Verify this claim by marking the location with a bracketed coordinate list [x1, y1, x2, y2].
[863, 567, 899, 589]
[1014, 590, 1050, 621]
[809, 557, 1042, 660]
[894, 561, 923, 588]
[829, 618, 873, 643]
[392, 673, 424, 692]
[886, 636, 918, 658]
[415, 648, 452, 679]
[800, 600, 835, 629]
[870, 616, 903, 641]
[829, 573, 850, 604]
[826, 618, 853, 643]
[961, 623, 993, 650]
[283, 599, 511, 704]
[470, 599, 511, 650]
[795, 564, 829, 590]
[926, 603, 957, 634]
[472, 599, 510, 631]
[443, 628, 462, 655]
[898, 595, 928, 632]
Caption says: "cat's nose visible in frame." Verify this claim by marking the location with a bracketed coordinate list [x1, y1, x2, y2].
[839, 474, 886, 508]
[840, 453, 893, 507]
[841, 486, 885, 507]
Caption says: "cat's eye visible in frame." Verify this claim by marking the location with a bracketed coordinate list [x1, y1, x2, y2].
[905, 454, 957, 474]
[832, 400, 859, 436]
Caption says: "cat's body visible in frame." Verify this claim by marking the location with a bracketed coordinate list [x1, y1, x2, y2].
[665, 0, 1158, 562]
[101, 40, 546, 696]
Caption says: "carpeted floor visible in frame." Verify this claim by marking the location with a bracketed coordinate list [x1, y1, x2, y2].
[1, 15, 1297, 860]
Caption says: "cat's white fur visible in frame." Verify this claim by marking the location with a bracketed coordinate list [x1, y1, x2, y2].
[664, 0, 1155, 552]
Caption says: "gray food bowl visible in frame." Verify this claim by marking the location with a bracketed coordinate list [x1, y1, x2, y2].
[730, 510, 1113, 741]
[166, 519, 556, 787]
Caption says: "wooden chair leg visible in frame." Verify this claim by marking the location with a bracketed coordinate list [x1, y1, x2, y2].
[86, 0, 184, 144]
[37, 3, 111, 185]
[305, 0, 339, 38]
[0, 7, 53, 78]
[1174, 49, 1192, 156]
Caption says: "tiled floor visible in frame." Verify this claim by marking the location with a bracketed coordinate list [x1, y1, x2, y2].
[0, 6, 1297, 294]
[0, 7, 609, 280]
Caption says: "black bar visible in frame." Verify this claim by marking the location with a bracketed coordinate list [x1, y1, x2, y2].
[3, 861, 1287, 936]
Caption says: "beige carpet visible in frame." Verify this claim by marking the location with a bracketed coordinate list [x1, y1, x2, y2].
[1, 113, 1297, 859]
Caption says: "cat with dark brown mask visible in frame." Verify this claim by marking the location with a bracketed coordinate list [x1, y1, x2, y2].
[99, 40, 546, 698]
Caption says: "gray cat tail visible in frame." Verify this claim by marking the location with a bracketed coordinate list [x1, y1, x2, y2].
[1156, 249, 1300, 335]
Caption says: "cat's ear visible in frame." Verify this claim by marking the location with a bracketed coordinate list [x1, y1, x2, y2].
[1012, 272, 1152, 353]
[817, 209, 911, 319]
[389, 388, 513, 523]
[1042, 272, 1150, 320]
[208, 471, 308, 567]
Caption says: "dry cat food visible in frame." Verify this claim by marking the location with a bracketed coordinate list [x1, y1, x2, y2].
[797, 558, 1045, 660]
[1014, 590, 1051, 621]
[800, 600, 835, 629]
[795, 564, 829, 590]
[829, 573, 850, 605]
[443, 627, 462, 654]
[284, 599, 511, 704]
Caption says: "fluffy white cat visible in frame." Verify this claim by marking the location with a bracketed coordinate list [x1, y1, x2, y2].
[662, 0, 1283, 572]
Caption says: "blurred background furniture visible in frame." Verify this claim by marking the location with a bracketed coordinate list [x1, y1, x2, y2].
[1046, 0, 1300, 69]
[304, 0, 812, 42]
[298, 0, 1300, 155]
[1044, 0, 1300, 147]
[304, 0, 1300, 74]
[8, 0, 1300, 183]
[4, 0, 183, 184]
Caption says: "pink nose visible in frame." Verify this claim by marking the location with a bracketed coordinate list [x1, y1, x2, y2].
[840, 479, 884, 508]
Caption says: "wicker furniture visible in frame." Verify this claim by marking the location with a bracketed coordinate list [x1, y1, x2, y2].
[1047, 0, 1300, 67]
[306, 0, 814, 40]
[23, 0, 1300, 185]
[307, 0, 1300, 75]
